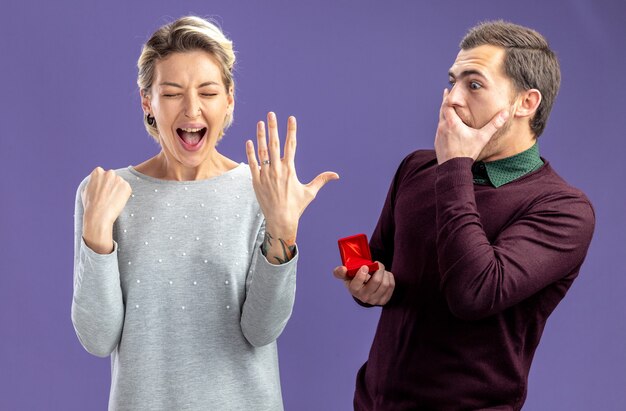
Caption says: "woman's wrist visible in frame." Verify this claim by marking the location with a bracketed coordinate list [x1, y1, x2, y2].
[261, 221, 297, 264]
[264, 220, 297, 242]
[82, 217, 115, 254]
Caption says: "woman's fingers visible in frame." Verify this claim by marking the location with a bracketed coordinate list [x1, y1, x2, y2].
[266, 112, 281, 170]
[305, 171, 340, 199]
[246, 112, 338, 232]
[256, 120, 270, 170]
[255, 112, 287, 173]
[245, 140, 260, 181]
[283, 116, 297, 167]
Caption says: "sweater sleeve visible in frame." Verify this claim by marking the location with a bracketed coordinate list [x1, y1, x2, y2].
[240, 221, 298, 347]
[353, 155, 409, 308]
[71, 178, 125, 357]
[369, 164, 399, 272]
[435, 158, 595, 321]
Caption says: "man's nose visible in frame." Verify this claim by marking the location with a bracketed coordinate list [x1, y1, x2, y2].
[446, 84, 465, 107]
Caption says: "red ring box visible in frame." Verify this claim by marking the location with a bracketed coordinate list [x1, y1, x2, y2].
[338, 234, 379, 277]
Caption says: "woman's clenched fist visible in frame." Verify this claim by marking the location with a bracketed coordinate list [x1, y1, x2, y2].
[81, 167, 132, 254]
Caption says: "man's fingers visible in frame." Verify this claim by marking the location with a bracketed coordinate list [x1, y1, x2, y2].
[374, 261, 385, 273]
[333, 265, 348, 280]
[380, 271, 395, 304]
[367, 276, 388, 304]
[351, 265, 389, 303]
[438, 88, 449, 123]
[348, 266, 371, 294]
[480, 109, 510, 138]
[367, 270, 395, 305]
[441, 104, 467, 130]
[363, 269, 385, 296]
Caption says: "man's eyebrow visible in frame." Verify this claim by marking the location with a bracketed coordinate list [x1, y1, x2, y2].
[448, 69, 487, 80]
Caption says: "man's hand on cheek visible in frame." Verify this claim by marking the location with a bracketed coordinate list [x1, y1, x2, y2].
[434, 88, 509, 165]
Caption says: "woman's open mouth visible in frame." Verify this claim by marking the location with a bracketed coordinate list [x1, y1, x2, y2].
[177, 127, 207, 151]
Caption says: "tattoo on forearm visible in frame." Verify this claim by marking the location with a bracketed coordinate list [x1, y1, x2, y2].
[261, 231, 273, 257]
[261, 231, 296, 264]
[274, 238, 296, 264]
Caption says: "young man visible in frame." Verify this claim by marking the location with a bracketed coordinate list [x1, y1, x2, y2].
[333, 21, 595, 410]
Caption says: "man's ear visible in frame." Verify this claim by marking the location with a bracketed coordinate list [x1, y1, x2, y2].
[514, 89, 542, 118]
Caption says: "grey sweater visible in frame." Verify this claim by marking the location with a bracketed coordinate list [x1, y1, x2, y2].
[72, 164, 298, 411]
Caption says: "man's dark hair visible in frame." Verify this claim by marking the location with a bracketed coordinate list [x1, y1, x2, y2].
[460, 20, 561, 138]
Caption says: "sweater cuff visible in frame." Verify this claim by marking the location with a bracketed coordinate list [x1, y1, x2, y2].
[257, 244, 299, 269]
[80, 237, 118, 259]
[75, 238, 121, 293]
[435, 157, 474, 193]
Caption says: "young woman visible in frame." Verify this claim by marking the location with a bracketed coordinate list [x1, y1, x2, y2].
[72, 16, 337, 410]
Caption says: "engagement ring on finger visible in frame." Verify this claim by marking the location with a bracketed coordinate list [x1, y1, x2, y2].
[261, 160, 271, 165]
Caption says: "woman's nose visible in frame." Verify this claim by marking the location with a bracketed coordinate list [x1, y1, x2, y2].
[184, 96, 201, 118]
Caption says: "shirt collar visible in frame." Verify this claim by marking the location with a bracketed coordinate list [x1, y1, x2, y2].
[472, 143, 544, 188]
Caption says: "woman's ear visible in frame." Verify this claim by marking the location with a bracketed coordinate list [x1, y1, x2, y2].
[227, 87, 235, 114]
[141, 90, 152, 115]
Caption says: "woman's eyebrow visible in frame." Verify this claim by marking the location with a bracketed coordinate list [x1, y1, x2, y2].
[198, 81, 220, 87]
[159, 81, 183, 88]
[158, 81, 221, 88]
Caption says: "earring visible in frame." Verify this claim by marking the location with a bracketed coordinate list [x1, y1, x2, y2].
[146, 113, 156, 127]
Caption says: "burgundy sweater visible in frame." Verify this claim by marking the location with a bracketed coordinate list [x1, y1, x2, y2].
[355, 151, 595, 411]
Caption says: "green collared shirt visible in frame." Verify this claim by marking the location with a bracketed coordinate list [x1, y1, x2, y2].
[472, 143, 544, 188]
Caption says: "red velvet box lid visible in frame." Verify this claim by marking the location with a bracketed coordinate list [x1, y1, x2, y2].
[338, 234, 379, 277]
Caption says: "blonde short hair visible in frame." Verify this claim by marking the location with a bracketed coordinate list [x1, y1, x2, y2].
[137, 16, 236, 141]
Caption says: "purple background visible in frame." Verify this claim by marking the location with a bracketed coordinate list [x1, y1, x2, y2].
[1, 0, 625, 409]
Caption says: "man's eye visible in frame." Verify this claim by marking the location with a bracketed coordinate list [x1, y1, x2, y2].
[448, 79, 456, 86]
[201, 93, 218, 97]
[469, 81, 482, 90]
[163, 94, 180, 98]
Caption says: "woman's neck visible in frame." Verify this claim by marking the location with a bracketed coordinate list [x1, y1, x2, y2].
[135, 151, 239, 181]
